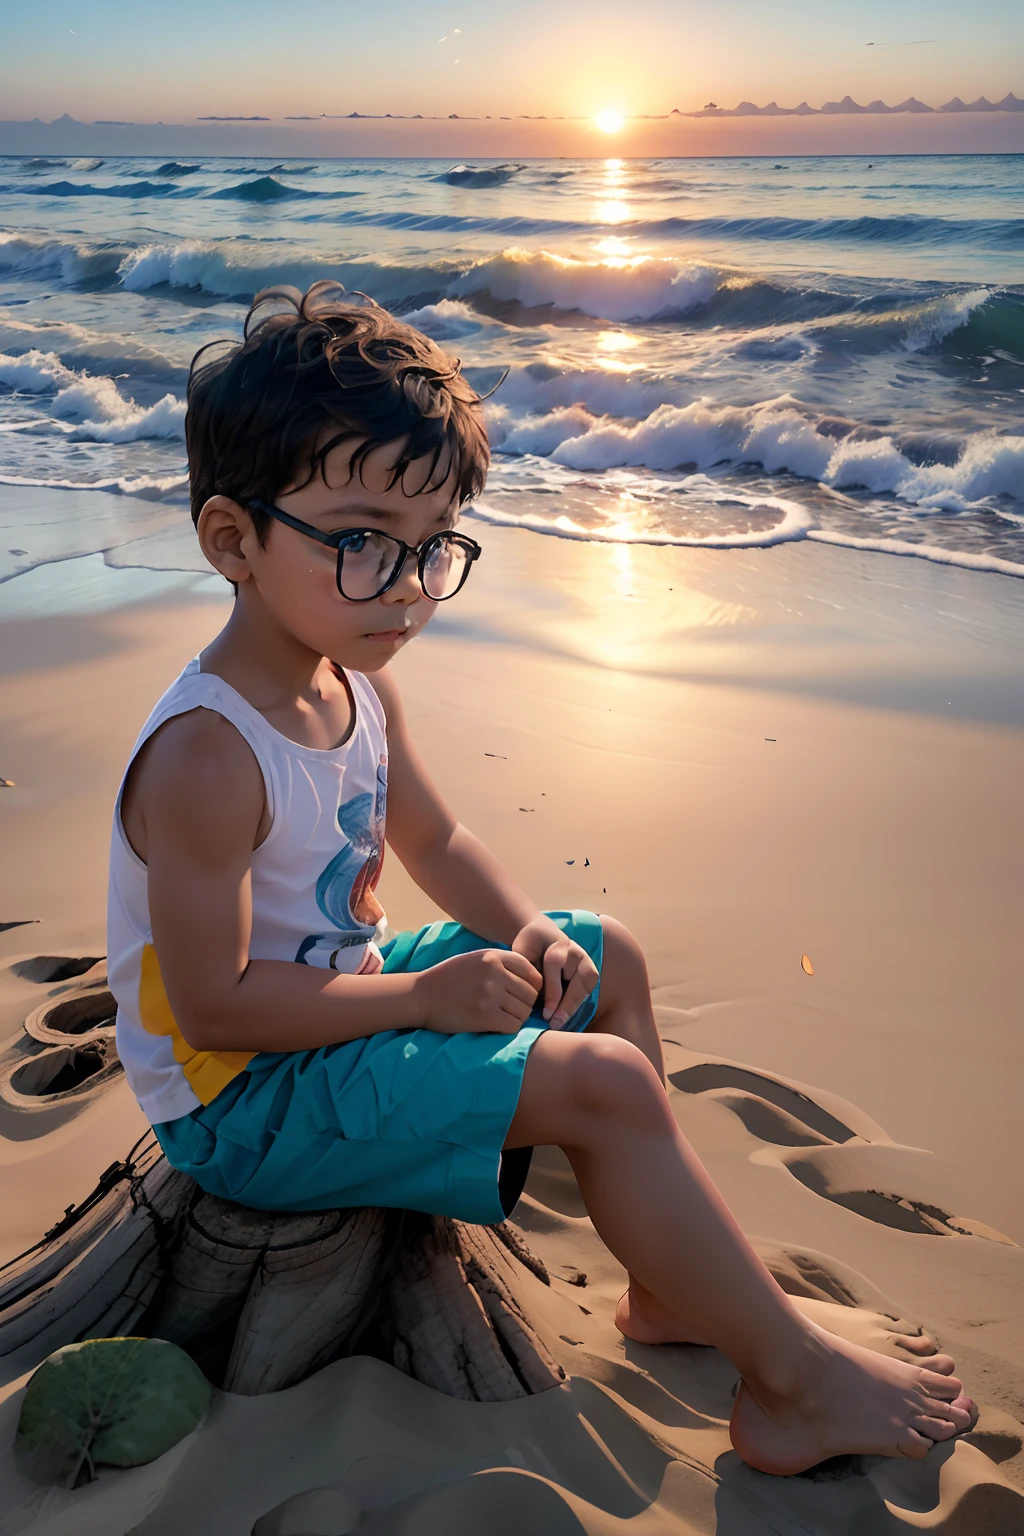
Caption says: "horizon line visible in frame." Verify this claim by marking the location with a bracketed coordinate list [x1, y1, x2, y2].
[11, 90, 1024, 129]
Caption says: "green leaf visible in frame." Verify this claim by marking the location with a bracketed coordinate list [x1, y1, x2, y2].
[16, 1337, 211, 1487]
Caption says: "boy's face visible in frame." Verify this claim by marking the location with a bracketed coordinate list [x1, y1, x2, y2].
[202, 437, 465, 671]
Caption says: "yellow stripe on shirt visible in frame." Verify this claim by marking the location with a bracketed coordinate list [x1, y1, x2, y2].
[139, 943, 254, 1107]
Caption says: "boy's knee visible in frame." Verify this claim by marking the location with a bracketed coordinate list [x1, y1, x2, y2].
[570, 1033, 662, 1120]
[600, 914, 647, 970]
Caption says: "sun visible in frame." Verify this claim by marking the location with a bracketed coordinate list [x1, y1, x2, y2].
[595, 109, 625, 134]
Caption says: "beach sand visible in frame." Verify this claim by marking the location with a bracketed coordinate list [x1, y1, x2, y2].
[1, 527, 1023, 1533]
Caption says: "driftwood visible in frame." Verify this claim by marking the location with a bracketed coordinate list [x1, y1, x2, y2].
[0, 1135, 565, 1402]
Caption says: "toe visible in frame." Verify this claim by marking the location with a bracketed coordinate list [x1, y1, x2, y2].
[897, 1427, 933, 1460]
[920, 1351, 955, 1374]
[920, 1368, 963, 1399]
[912, 1414, 961, 1443]
[896, 1332, 937, 1357]
[919, 1396, 975, 1432]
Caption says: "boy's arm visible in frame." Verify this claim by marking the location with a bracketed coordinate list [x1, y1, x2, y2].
[371, 670, 598, 1027]
[134, 709, 542, 1054]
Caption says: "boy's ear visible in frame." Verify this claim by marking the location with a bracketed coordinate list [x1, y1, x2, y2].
[196, 497, 259, 584]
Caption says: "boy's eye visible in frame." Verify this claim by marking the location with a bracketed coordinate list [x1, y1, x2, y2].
[339, 531, 368, 553]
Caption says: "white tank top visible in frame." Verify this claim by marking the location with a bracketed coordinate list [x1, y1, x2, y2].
[107, 659, 389, 1125]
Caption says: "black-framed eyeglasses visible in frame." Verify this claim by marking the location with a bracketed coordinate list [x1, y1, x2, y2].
[250, 497, 482, 603]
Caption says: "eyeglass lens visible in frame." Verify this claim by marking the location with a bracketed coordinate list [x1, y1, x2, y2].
[337, 531, 471, 601]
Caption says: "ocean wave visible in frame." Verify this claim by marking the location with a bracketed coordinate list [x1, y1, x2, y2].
[494, 395, 1023, 512]
[228, 163, 316, 175]
[0, 348, 185, 441]
[450, 252, 1006, 343]
[944, 289, 1024, 359]
[668, 214, 1024, 249]
[441, 164, 524, 188]
[0, 315, 189, 383]
[115, 241, 456, 305]
[2, 179, 178, 199]
[401, 299, 499, 340]
[300, 204, 1024, 249]
[0, 232, 128, 285]
[711, 285, 1019, 361]
[207, 175, 337, 203]
[148, 162, 202, 178]
[451, 249, 722, 322]
[802, 287, 998, 355]
[7, 225, 1009, 356]
[0, 470, 187, 500]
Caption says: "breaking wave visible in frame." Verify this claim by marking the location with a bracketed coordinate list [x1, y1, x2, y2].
[3, 229, 1016, 361]
[490, 393, 1023, 513]
[148, 162, 202, 178]
[0, 349, 185, 442]
[451, 250, 723, 321]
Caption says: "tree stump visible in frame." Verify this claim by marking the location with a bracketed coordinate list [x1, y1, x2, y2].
[0, 1134, 565, 1401]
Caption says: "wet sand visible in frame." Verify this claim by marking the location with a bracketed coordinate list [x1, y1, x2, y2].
[1, 528, 1023, 1532]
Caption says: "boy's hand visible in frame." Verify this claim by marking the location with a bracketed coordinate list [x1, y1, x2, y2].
[414, 950, 544, 1034]
[511, 916, 599, 1028]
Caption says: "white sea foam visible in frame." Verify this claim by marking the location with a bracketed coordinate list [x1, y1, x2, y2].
[0, 471, 187, 499]
[806, 529, 1024, 578]
[0, 348, 185, 441]
[498, 394, 1023, 513]
[449, 249, 722, 322]
[401, 299, 494, 341]
[0, 348, 72, 391]
[53, 377, 185, 442]
[492, 406, 597, 456]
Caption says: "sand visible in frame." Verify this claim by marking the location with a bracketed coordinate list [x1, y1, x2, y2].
[1, 529, 1023, 1533]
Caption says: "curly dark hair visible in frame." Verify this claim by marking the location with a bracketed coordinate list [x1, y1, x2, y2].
[185, 280, 490, 537]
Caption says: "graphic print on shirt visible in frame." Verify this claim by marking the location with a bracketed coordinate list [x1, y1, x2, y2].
[296, 753, 388, 968]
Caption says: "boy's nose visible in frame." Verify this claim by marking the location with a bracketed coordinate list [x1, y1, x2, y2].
[386, 554, 429, 604]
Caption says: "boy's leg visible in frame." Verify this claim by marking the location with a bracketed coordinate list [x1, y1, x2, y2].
[504, 1028, 973, 1475]
[584, 916, 695, 1342]
[581, 918, 942, 1356]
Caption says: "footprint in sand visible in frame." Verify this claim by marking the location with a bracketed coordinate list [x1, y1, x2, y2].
[669, 1060, 860, 1146]
[0, 958, 122, 1115]
[670, 1056, 1017, 1247]
[23, 983, 116, 1047]
[0, 1036, 122, 1110]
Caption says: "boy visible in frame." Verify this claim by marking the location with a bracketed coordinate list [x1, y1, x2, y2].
[108, 280, 972, 1475]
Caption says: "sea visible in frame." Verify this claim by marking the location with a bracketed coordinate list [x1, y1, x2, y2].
[0, 151, 1022, 601]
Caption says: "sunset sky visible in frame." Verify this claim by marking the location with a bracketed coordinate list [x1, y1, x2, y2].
[3, 0, 1021, 124]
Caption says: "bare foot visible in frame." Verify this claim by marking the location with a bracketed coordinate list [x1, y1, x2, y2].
[730, 1322, 975, 1475]
[617, 1282, 955, 1371]
[792, 1297, 952, 1367]
[616, 1279, 710, 1345]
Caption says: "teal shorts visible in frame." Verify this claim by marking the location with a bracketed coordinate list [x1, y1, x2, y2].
[153, 910, 602, 1227]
